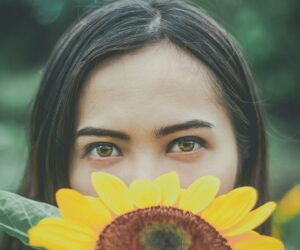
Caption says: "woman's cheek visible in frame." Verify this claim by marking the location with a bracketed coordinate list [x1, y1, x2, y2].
[70, 164, 97, 196]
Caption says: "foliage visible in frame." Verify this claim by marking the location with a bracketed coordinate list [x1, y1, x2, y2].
[0, 190, 60, 248]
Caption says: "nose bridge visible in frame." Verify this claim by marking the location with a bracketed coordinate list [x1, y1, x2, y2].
[128, 147, 160, 182]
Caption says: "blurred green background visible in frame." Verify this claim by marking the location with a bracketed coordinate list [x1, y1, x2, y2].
[0, 0, 299, 241]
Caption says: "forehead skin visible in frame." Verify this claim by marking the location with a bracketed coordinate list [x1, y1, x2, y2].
[69, 40, 238, 196]
[78, 41, 222, 133]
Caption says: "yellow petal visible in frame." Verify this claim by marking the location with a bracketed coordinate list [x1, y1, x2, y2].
[199, 194, 226, 216]
[275, 184, 300, 223]
[85, 195, 111, 213]
[174, 188, 186, 207]
[34, 217, 97, 239]
[153, 171, 180, 206]
[223, 201, 276, 237]
[28, 222, 95, 250]
[178, 176, 220, 213]
[201, 187, 257, 231]
[228, 231, 284, 250]
[92, 171, 134, 215]
[129, 179, 161, 208]
[272, 223, 282, 239]
[85, 196, 113, 231]
[56, 189, 111, 231]
[227, 230, 258, 245]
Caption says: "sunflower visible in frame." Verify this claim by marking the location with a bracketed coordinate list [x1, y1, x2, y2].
[272, 184, 300, 239]
[274, 184, 300, 224]
[28, 171, 284, 250]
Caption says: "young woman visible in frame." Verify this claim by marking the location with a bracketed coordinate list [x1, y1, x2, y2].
[1, 0, 270, 249]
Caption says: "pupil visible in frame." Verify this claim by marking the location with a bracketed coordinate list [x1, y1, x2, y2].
[97, 144, 113, 157]
[179, 141, 194, 152]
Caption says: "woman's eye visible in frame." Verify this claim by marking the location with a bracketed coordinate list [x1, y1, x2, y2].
[84, 142, 122, 159]
[83, 136, 206, 159]
[167, 136, 207, 154]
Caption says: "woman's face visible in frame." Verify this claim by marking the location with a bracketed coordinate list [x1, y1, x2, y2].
[69, 41, 238, 196]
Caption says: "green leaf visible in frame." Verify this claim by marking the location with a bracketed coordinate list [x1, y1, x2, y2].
[0, 190, 60, 249]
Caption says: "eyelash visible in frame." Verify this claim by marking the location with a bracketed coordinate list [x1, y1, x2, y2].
[82, 136, 207, 159]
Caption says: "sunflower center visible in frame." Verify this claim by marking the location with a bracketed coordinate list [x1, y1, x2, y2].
[141, 223, 191, 250]
[95, 206, 231, 250]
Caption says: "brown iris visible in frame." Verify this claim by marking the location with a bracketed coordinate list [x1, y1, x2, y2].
[95, 206, 231, 250]
[96, 144, 113, 157]
[178, 140, 195, 152]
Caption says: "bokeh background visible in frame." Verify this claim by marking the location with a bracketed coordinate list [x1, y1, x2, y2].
[0, 0, 299, 248]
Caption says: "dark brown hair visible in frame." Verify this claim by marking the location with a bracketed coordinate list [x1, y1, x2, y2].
[1, 0, 269, 249]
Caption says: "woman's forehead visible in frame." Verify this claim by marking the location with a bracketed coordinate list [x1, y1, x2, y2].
[77, 41, 223, 129]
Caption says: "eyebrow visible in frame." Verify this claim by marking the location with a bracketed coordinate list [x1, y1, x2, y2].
[76, 119, 214, 141]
